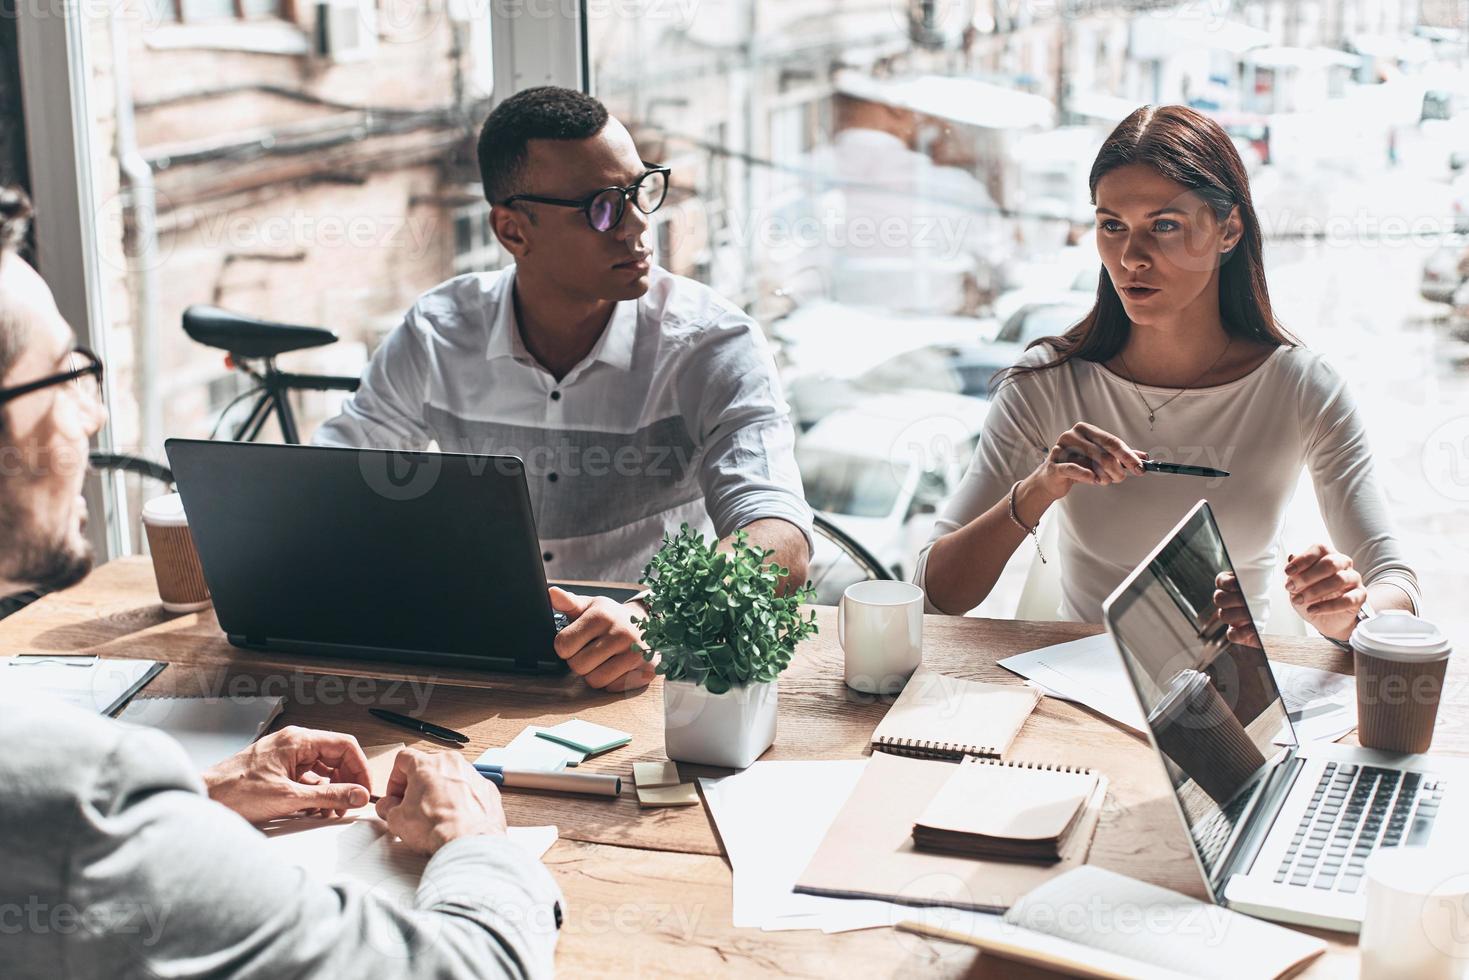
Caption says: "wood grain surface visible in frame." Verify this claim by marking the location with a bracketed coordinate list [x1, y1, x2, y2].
[5, 556, 1463, 977]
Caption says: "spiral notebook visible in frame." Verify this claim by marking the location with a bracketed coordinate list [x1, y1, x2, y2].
[912, 757, 1100, 862]
[869, 668, 1041, 760]
[797, 751, 1108, 913]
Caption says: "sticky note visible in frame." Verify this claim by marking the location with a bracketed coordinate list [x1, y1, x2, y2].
[637, 782, 700, 807]
[535, 718, 632, 756]
[634, 760, 680, 789]
[477, 727, 584, 772]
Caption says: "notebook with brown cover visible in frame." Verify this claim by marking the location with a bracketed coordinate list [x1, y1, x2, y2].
[795, 751, 1109, 913]
[911, 757, 1100, 862]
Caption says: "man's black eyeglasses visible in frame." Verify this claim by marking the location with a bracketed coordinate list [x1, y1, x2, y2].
[0, 346, 104, 408]
[501, 164, 671, 233]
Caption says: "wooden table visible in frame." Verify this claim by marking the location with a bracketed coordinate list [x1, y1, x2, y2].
[8, 557, 1463, 977]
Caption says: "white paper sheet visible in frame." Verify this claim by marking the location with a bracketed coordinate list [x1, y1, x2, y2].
[999, 635, 1148, 731]
[999, 636, 1357, 745]
[264, 812, 558, 904]
[2, 656, 163, 715]
[699, 760, 903, 933]
[1271, 661, 1357, 745]
[116, 695, 285, 770]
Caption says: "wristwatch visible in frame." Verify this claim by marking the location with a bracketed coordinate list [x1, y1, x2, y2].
[1328, 600, 1375, 652]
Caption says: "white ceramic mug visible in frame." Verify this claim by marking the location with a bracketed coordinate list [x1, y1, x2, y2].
[839, 580, 924, 695]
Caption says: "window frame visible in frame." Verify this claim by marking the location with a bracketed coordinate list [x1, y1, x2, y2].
[16, 4, 127, 558]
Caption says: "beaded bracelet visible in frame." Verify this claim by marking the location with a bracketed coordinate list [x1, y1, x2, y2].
[1008, 480, 1046, 564]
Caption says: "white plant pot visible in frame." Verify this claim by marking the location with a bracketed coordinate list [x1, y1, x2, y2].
[663, 677, 778, 769]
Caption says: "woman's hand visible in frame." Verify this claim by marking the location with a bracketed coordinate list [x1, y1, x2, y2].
[1031, 422, 1150, 502]
[1285, 544, 1367, 643]
[1213, 571, 1262, 648]
[203, 726, 373, 824]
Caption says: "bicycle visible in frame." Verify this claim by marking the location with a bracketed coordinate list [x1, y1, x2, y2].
[102, 305, 896, 584]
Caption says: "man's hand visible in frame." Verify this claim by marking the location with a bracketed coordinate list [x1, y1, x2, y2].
[203, 726, 372, 824]
[549, 587, 657, 691]
[1285, 544, 1367, 643]
[375, 747, 507, 855]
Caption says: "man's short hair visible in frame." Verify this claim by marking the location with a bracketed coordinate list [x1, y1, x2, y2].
[476, 87, 610, 207]
[0, 185, 33, 393]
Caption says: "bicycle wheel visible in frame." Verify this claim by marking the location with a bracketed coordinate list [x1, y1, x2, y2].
[807, 513, 895, 605]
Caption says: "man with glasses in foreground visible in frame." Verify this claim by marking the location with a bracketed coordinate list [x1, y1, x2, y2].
[0, 187, 561, 978]
[317, 86, 813, 692]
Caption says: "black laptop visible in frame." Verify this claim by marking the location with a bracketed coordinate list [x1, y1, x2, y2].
[165, 440, 631, 672]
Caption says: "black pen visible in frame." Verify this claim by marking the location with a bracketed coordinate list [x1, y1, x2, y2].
[369, 708, 469, 744]
[1142, 461, 1230, 478]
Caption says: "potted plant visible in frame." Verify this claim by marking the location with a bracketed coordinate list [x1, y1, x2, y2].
[633, 524, 818, 769]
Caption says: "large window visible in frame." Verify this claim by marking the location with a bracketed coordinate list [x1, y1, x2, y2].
[587, 0, 1469, 628]
[64, 0, 499, 542]
[39, 0, 1469, 634]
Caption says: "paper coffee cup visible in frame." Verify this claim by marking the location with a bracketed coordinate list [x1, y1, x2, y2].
[1351, 612, 1451, 754]
[141, 493, 211, 614]
[1149, 668, 1266, 806]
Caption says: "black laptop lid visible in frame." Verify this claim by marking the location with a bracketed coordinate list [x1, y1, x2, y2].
[165, 440, 562, 671]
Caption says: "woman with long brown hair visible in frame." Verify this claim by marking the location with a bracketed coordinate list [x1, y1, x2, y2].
[915, 105, 1418, 641]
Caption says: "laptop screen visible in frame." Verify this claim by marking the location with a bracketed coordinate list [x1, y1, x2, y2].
[1103, 500, 1296, 888]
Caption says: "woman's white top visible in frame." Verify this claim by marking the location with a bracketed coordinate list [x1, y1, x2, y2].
[913, 344, 1420, 625]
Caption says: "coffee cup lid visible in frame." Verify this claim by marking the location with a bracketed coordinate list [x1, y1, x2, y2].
[1148, 668, 1209, 725]
[141, 493, 189, 528]
[1350, 610, 1451, 662]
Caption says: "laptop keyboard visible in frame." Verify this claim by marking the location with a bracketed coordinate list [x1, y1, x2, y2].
[1274, 762, 1445, 894]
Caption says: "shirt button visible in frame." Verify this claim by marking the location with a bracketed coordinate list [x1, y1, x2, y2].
[547, 472, 558, 483]
[543, 551, 554, 563]
[550, 390, 561, 401]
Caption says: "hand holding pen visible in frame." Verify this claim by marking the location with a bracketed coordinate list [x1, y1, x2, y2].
[374, 748, 508, 855]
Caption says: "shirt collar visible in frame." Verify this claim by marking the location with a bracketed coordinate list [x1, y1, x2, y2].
[486, 264, 639, 373]
[485, 266, 526, 363]
[584, 297, 638, 372]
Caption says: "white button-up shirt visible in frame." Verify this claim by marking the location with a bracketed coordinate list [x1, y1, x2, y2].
[315, 264, 812, 583]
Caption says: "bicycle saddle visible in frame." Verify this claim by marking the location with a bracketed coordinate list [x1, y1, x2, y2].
[183, 305, 339, 358]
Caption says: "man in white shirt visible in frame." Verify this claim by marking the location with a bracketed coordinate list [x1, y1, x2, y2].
[316, 86, 813, 692]
[0, 186, 561, 979]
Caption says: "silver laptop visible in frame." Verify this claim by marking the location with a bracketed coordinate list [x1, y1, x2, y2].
[1101, 500, 1467, 933]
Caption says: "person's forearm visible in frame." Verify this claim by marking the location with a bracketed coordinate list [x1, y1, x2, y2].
[1367, 580, 1415, 616]
[722, 517, 811, 595]
[923, 475, 1054, 615]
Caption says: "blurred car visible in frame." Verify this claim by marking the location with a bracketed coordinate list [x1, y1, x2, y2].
[1453, 172, 1469, 233]
[1421, 241, 1469, 304]
[774, 301, 987, 430]
[993, 244, 1100, 326]
[798, 391, 989, 601]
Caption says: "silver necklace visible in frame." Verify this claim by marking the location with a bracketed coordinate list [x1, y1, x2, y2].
[1117, 337, 1233, 430]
